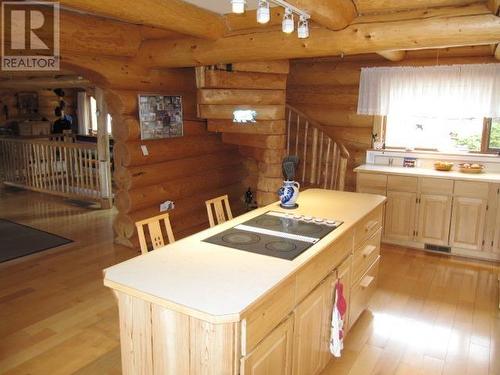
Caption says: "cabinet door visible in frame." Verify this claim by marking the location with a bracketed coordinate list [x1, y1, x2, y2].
[292, 276, 332, 375]
[449, 196, 487, 251]
[417, 194, 452, 246]
[384, 191, 417, 241]
[491, 189, 500, 254]
[243, 316, 294, 375]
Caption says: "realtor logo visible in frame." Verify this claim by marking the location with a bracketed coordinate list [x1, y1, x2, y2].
[1, 1, 60, 71]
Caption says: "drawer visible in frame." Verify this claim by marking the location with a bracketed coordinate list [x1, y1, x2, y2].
[349, 256, 380, 327]
[420, 177, 453, 195]
[387, 175, 418, 192]
[454, 180, 489, 199]
[242, 276, 295, 354]
[295, 230, 352, 303]
[354, 205, 383, 248]
[357, 173, 387, 195]
[353, 228, 381, 284]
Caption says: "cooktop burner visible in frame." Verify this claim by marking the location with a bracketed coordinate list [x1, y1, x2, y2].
[221, 232, 260, 245]
[203, 211, 343, 260]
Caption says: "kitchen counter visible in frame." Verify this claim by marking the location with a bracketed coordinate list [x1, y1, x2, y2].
[104, 189, 385, 323]
[354, 164, 500, 183]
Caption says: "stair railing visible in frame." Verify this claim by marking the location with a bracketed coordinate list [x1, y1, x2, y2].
[285, 104, 350, 191]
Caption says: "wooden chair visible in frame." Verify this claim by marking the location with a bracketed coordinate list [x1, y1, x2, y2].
[205, 195, 233, 227]
[135, 212, 175, 254]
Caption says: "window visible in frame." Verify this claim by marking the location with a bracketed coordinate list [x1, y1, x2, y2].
[384, 115, 500, 154]
[88, 96, 112, 136]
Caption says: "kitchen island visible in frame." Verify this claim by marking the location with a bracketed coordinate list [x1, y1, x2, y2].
[104, 189, 385, 375]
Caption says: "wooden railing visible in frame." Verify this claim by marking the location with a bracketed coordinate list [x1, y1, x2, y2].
[0, 138, 106, 202]
[286, 104, 350, 191]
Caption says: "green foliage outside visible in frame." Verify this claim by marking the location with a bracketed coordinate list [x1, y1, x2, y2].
[455, 118, 500, 152]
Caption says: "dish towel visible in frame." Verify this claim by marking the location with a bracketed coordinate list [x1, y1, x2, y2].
[329, 281, 347, 357]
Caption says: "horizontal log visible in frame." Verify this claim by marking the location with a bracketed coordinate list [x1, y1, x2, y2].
[289, 56, 497, 86]
[258, 162, 283, 179]
[116, 164, 247, 213]
[112, 117, 207, 142]
[293, 105, 373, 127]
[197, 69, 288, 90]
[114, 149, 242, 190]
[286, 91, 358, 106]
[222, 133, 286, 149]
[257, 176, 282, 193]
[287, 0, 356, 30]
[197, 89, 286, 105]
[62, 56, 197, 91]
[256, 191, 278, 206]
[216, 61, 290, 74]
[60, 0, 226, 39]
[208, 120, 286, 135]
[199, 105, 285, 121]
[139, 10, 500, 67]
[239, 146, 285, 163]
[355, 0, 488, 15]
[113, 135, 235, 167]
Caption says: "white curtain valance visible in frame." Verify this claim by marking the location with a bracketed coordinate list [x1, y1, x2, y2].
[357, 63, 500, 118]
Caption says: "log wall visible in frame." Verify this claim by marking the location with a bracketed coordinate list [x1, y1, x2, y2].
[287, 52, 497, 191]
[196, 61, 289, 206]
[109, 71, 248, 247]
[0, 88, 77, 123]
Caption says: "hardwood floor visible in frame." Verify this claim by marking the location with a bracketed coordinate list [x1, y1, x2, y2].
[0, 188, 499, 374]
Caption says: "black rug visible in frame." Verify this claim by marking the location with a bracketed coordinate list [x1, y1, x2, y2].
[0, 219, 72, 262]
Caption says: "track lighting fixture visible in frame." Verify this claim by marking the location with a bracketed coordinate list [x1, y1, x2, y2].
[230, 0, 245, 14]
[229, 0, 309, 38]
[297, 15, 309, 39]
[256, 0, 270, 24]
[282, 8, 294, 34]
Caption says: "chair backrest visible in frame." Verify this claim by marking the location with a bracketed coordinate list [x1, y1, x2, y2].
[135, 212, 175, 254]
[205, 194, 233, 227]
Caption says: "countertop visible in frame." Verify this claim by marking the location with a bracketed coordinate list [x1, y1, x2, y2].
[354, 164, 500, 183]
[103, 189, 385, 323]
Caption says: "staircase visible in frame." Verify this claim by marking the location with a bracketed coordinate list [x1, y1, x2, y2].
[286, 104, 350, 191]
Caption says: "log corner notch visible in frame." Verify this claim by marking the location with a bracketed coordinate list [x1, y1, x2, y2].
[58, 0, 226, 40]
[287, 0, 357, 30]
[494, 44, 500, 60]
[377, 50, 407, 62]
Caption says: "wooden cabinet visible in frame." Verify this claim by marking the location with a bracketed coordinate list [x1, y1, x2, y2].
[449, 196, 487, 251]
[384, 191, 417, 241]
[292, 275, 333, 375]
[243, 316, 294, 375]
[417, 194, 452, 246]
[350, 257, 380, 327]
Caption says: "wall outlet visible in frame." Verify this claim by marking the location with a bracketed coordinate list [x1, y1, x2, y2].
[160, 200, 175, 212]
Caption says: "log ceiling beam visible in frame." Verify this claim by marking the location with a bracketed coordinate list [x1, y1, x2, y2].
[377, 51, 406, 61]
[138, 5, 500, 68]
[286, 0, 357, 30]
[59, 0, 226, 40]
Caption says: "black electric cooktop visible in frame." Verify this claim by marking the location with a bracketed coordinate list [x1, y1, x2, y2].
[203, 211, 343, 260]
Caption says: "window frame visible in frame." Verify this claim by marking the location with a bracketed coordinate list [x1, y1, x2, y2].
[377, 115, 500, 155]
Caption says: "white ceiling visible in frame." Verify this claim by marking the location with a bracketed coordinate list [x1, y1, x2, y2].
[183, 0, 270, 14]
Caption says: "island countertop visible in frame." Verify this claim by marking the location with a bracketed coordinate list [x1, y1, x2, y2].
[104, 189, 385, 323]
[354, 164, 500, 183]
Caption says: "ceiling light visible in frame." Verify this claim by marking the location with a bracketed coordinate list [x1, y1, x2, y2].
[256, 0, 270, 24]
[297, 15, 309, 38]
[231, 0, 245, 14]
[282, 8, 294, 34]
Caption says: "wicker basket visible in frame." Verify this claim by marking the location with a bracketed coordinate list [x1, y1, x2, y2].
[458, 163, 484, 174]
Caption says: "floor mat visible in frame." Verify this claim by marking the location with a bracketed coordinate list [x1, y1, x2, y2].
[0, 219, 72, 262]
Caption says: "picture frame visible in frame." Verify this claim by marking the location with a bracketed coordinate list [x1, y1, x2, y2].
[138, 94, 183, 140]
[17, 92, 38, 116]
